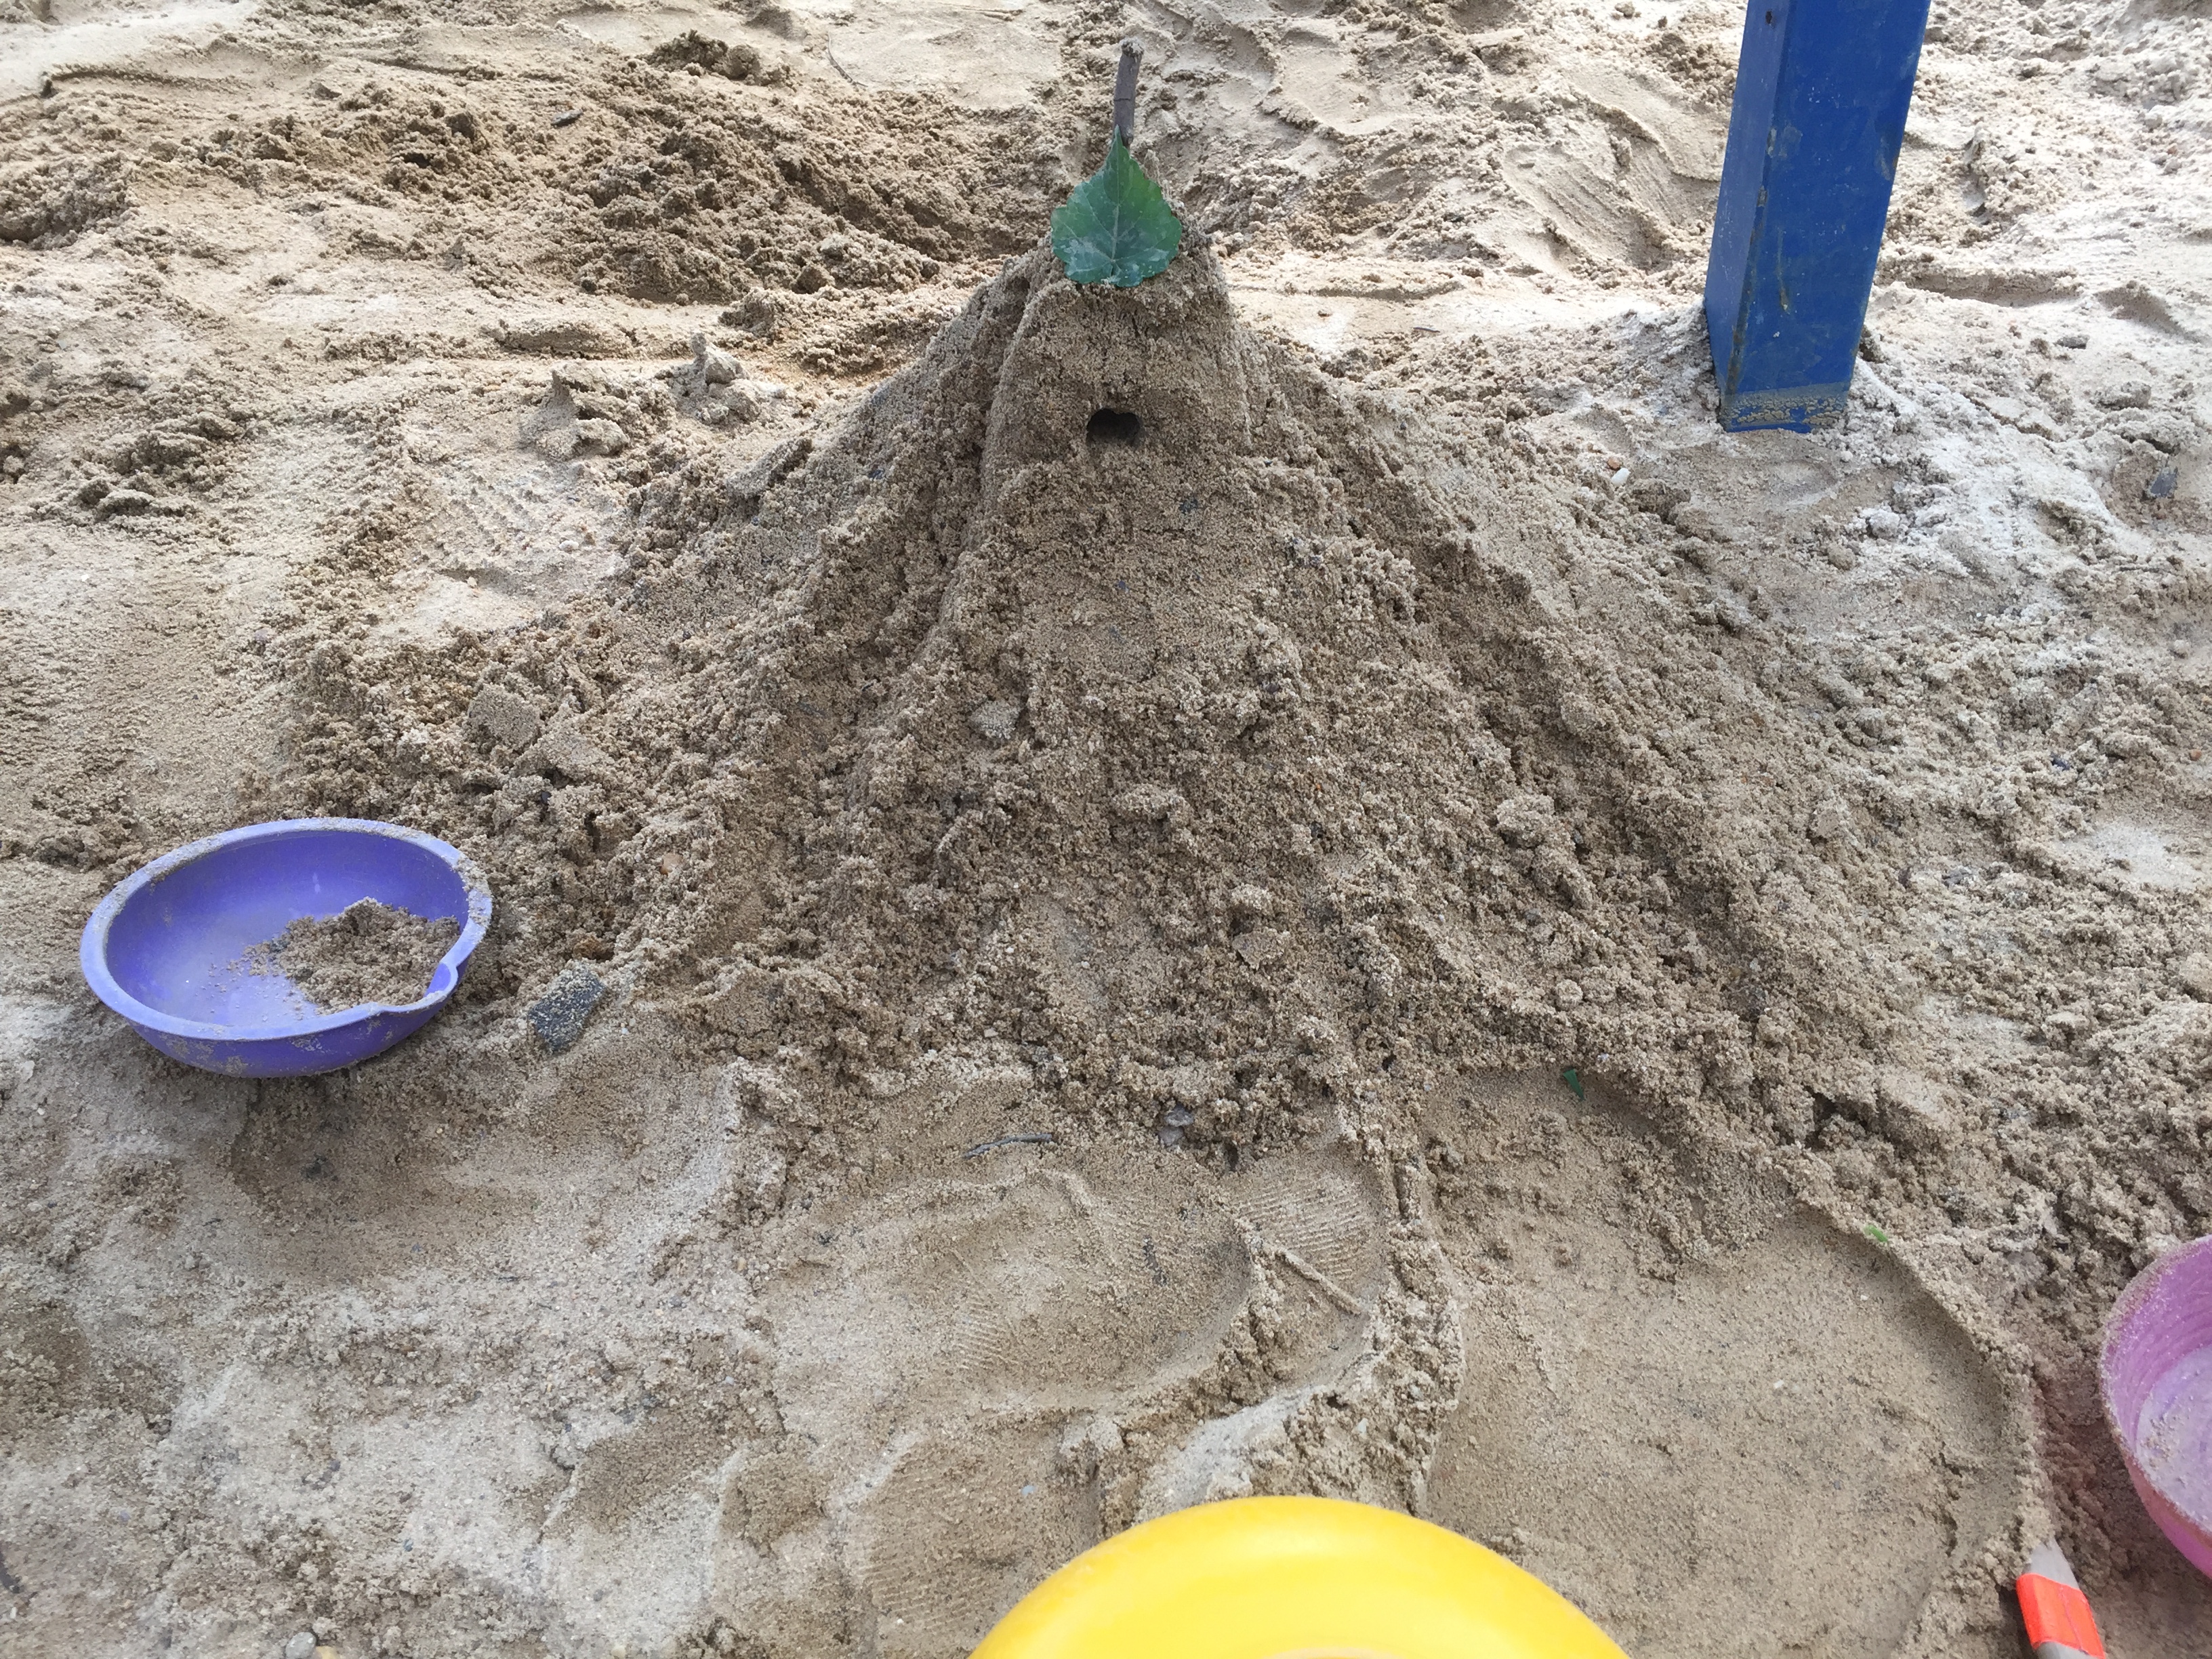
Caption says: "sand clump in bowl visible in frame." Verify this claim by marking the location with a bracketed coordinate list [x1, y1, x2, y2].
[248, 898, 460, 1015]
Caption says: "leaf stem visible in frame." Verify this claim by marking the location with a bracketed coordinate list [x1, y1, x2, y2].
[1113, 39, 1142, 147]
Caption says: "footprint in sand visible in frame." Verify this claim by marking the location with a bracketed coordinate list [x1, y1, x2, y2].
[731, 1128, 1392, 1658]
[1419, 1073, 2017, 1659]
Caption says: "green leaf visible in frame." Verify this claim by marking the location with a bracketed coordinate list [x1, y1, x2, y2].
[1862, 1221, 1891, 1248]
[1050, 135, 1183, 288]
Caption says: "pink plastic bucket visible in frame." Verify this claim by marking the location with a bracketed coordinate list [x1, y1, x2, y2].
[2101, 1235, 2212, 1576]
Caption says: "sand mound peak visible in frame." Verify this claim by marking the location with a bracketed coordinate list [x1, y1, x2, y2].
[976, 241, 1261, 476]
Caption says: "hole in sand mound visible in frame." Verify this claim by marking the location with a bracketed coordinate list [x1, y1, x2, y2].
[1085, 407, 1144, 447]
[1420, 1072, 2015, 1658]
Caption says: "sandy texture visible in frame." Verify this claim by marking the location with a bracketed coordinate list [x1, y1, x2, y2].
[248, 899, 461, 1015]
[1, 0, 2209, 1656]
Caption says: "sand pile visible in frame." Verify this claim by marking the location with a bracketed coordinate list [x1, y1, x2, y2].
[299, 231, 2203, 1248]
[651, 242, 1917, 1163]
[295, 241, 1876, 1164]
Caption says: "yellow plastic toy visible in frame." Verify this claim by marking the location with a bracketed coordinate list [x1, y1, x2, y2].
[971, 1495, 1629, 1659]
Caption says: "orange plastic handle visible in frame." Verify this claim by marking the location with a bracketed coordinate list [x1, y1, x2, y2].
[2017, 1572, 2105, 1659]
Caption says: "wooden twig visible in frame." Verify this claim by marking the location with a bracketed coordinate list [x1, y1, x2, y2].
[964, 1132, 1055, 1159]
[1273, 1245, 1363, 1315]
[1113, 40, 1142, 146]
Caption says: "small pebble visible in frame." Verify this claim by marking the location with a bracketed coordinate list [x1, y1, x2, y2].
[285, 1635, 315, 1659]
[969, 699, 1021, 744]
[529, 964, 607, 1054]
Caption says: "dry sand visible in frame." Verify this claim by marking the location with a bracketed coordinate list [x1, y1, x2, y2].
[1, 0, 2209, 1656]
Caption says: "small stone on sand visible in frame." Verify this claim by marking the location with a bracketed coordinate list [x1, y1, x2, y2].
[529, 964, 607, 1053]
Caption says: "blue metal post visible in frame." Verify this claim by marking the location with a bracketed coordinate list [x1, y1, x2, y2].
[1704, 0, 1933, 432]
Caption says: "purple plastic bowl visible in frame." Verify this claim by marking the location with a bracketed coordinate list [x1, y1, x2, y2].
[2102, 1233, 2212, 1577]
[79, 818, 492, 1079]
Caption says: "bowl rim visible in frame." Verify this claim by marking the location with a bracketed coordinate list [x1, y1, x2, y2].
[79, 817, 494, 1044]
[2100, 1232, 2212, 1530]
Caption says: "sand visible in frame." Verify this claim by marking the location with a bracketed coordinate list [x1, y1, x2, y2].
[1, 0, 2208, 1656]
[245, 899, 461, 1015]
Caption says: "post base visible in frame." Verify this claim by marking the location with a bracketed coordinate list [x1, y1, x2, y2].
[1717, 381, 1850, 434]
